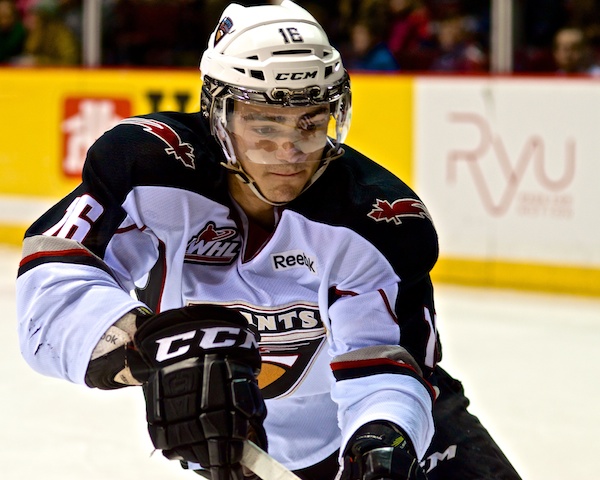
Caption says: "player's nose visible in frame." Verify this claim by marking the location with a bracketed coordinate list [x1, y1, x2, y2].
[274, 140, 302, 162]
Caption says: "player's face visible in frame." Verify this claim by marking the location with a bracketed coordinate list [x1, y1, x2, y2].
[227, 101, 329, 203]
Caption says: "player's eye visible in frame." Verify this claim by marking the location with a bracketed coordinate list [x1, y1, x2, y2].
[298, 113, 329, 132]
[249, 124, 279, 136]
[300, 122, 317, 131]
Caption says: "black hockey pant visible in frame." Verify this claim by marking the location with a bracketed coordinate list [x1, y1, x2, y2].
[294, 366, 522, 480]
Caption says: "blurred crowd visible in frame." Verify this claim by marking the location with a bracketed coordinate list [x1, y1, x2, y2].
[1, 0, 600, 74]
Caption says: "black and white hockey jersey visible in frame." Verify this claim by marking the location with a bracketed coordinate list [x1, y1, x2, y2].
[17, 111, 440, 468]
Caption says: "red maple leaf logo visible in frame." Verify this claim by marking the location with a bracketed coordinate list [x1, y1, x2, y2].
[120, 118, 195, 168]
[367, 198, 432, 225]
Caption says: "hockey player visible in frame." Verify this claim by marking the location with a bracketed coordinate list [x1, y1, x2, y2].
[16, 1, 522, 480]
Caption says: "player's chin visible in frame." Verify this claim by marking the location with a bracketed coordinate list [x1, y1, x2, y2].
[266, 161, 315, 175]
[263, 183, 307, 203]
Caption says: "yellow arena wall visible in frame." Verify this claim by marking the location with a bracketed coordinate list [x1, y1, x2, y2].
[1, 68, 598, 296]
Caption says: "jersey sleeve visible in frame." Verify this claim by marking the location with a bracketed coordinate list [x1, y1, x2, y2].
[16, 119, 174, 385]
[300, 148, 441, 459]
[323, 227, 437, 460]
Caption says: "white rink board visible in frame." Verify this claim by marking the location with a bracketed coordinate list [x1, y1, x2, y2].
[2, 245, 599, 479]
[415, 77, 600, 267]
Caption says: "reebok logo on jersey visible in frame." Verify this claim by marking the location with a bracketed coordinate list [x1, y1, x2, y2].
[185, 222, 240, 265]
[271, 250, 317, 274]
[154, 326, 257, 362]
[120, 118, 195, 169]
[367, 198, 432, 225]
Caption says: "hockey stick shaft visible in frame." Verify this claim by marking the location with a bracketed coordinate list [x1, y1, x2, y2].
[241, 440, 302, 480]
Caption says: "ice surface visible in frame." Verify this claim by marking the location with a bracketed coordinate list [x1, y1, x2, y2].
[1, 245, 598, 479]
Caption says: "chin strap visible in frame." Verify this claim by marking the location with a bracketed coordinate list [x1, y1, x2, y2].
[220, 160, 287, 207]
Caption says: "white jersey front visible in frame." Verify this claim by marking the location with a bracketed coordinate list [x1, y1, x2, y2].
[17, 112, 440, 466]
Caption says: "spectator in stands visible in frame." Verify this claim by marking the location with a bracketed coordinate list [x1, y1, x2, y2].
[14, 0, 35, 17]
[58, 0, 82, 41]
[553, 26, 600, 75]
[522, 0, 566, 49]
[0, 0, 26, 63]
[109, 0, 196, 66]
[429, 13, 487, 72]
[564, 0, 600, 50]
[14, 0, 79, 65]
[386, 0, 434, 69]
[347, 16, 400, 71]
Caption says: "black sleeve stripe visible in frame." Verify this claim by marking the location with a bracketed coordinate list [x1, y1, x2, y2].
[18, 249, 116, 279]
[331, 358, 436, 402]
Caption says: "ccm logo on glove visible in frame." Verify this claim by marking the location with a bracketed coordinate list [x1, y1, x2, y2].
[154, 326, 258, 362]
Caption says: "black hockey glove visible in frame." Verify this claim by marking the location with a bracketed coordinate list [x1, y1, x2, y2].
[341, 421, 427, 480]
[129, 305, 267, 480]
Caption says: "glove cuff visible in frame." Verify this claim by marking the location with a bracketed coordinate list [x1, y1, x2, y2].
[342, 421, 427, 480]
[85, 308, 152, 389]
[346, 421, 416, 458]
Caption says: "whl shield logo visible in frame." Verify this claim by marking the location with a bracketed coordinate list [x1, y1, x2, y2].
[368, 198, 432, 225]
[185, 222, 240, 265]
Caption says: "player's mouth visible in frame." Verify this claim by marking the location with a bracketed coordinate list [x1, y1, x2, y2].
[269, 170, 304, 177]
[266, 165, 309, 176]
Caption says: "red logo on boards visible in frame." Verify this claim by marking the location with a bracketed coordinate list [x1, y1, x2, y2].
[368, 198, 432, 225]
[62, 97, 131, 177]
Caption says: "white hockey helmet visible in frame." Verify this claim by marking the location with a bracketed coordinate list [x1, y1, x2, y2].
[199, 0, 351, 201]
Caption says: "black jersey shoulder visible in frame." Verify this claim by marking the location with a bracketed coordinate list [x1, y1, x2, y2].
[291, 144, 439, 285]
[23, 113, 230, 259]
[83, 111, 228, 207]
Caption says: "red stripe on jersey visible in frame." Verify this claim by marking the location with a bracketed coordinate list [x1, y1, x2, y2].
[20, 248, 94, 268]
[334, 287, 358, 297]
[378, 288, 399, 323]
[331, 357, 418, 372]
[116, 224, 144, 234]
[331, 357, 436, 400]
